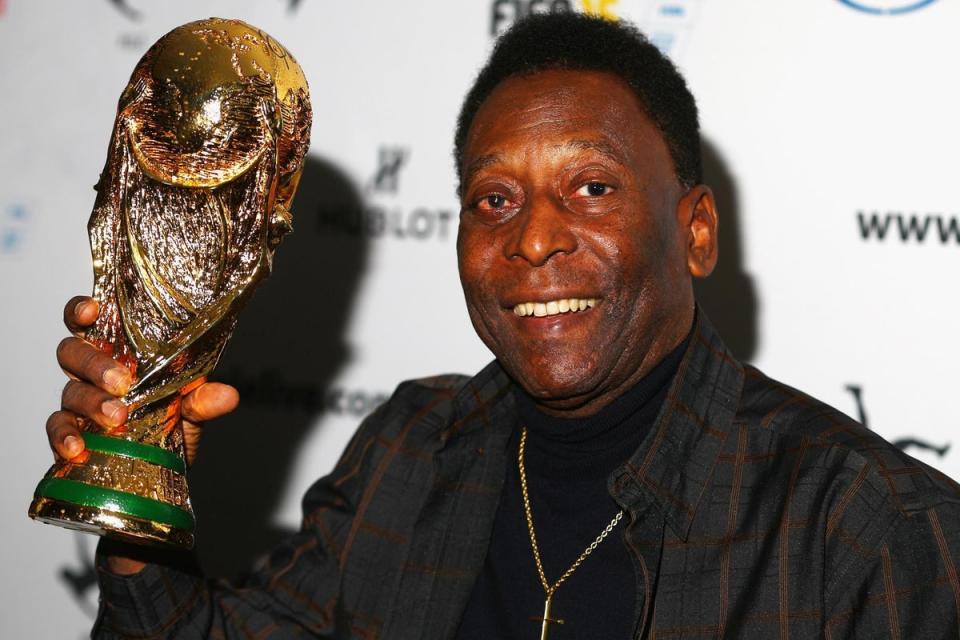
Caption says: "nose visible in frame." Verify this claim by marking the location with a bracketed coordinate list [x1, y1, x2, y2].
[506, 192, 577, 267]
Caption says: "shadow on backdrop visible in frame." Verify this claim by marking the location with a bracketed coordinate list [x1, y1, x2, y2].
[188, 156, 370, 579]
[694, 138, 759, 362]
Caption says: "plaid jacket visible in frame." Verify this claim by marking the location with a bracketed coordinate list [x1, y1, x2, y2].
[94, 314, 960, 638]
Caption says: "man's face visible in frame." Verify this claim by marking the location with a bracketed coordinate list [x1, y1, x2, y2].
[457, 69, 716, 416]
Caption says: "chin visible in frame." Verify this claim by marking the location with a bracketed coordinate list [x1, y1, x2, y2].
[507, 357, 603, 404]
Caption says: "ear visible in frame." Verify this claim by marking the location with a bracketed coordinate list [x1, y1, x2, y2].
[678, 184, 719, 279]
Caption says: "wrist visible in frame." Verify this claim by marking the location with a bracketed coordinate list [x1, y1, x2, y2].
[97, 536, 195, 576]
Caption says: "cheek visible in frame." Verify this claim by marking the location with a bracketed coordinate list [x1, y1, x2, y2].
[456, 223, 480, 284]
[592, 219, 683, 315]
[457, 226, 504, 330]
[583, 221, 649, 292]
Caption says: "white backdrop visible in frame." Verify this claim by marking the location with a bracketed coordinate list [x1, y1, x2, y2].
[2, 1, 958, 637]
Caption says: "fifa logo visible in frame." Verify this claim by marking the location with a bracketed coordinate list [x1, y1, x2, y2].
[490, 0, 619, 37]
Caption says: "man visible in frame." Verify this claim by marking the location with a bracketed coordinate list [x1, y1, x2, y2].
[47, 13, 960, 639]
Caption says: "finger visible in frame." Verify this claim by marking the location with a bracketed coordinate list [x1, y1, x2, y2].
[182, 420, 203, 468]
[181, 382, 239, 424]
[56, 337, 131, 395]
[46, 411, 86, 460]
[61, 379, 128, 429]
[63, 296, 99, 334]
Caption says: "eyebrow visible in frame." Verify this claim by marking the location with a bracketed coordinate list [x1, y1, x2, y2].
[461, 138, 626, 186]
[462, 153, 503, 186]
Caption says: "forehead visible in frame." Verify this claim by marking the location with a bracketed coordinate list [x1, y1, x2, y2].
[463, 69, 668, 166]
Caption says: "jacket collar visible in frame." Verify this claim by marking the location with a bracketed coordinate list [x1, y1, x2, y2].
[611, 310, 744, 541]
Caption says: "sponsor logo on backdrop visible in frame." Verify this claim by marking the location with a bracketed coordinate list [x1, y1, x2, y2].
[369, 147, 408, 194]
[491, 0, 576, 37]
[108, 0, 302, 21]
[316, 205, 454, 240]
[838, 0, 938, 15]
[856, 210, 960, 244]
[107, 0, 148, 50]
[224, 368, 389, 418]
[489, 0, 702, 59]
[316, 146, 455, 241]
[845, 384, 951, 458]
[490, 0, 619, 37]
[108, 0, 301, 50]
[1, 203, 29, 255]
[640, 1, 702, 59]
[107, 0, 142, 21]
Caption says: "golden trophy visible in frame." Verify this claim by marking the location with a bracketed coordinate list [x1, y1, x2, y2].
[28, 18, 312, 548]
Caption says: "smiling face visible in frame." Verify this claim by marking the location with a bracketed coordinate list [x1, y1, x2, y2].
[457, 69, 718, 416]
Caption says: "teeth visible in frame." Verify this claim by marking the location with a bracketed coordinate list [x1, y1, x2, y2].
[513, 298, 598, 317]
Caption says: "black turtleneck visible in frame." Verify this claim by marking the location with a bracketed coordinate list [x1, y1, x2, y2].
[456, 335, 689, 640]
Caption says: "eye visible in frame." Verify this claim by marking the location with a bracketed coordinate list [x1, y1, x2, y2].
[474, 193, 513, 211]
[485, 194, 506, 208]
[575, 181, 613, 197]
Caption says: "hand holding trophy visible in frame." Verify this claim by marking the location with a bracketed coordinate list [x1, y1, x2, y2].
[29, 18, 312, 548]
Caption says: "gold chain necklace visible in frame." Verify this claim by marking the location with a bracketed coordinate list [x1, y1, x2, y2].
[518, 427, 625, 640]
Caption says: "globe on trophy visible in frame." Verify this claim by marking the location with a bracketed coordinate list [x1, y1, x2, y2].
[28, 17, 312, 548]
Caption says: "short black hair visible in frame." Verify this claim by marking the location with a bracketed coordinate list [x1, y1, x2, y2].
[454, 13, 701, 192]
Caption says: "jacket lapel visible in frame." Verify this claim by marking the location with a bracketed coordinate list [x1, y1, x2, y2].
[610, 311, 744, 637]
[383, 362, 516, 638]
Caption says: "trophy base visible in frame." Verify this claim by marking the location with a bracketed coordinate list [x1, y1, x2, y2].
[28, 428, 195, 549]
[29, 496, 194, 548]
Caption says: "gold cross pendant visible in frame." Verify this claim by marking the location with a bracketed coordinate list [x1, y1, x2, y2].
[531, 595, 565, 640]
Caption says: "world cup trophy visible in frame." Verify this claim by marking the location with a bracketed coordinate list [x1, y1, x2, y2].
[28, 18, 312, 548]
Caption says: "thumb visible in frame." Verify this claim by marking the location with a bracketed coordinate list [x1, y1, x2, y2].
[181, 382, 240, 423]
[180, 382, 239, 466]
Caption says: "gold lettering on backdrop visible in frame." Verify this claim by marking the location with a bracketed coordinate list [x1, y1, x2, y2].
[581, 0, 619, 20]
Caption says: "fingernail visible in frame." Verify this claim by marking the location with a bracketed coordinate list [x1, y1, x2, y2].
[101, 399, 125, 425]
[103, 368, 130, 394]
[63, 435, 83, 457]
[76, 300, 96, 317]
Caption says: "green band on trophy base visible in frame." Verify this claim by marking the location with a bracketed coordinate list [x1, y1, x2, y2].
[81, 432, 186, 475]
[34, 477, 194, 531]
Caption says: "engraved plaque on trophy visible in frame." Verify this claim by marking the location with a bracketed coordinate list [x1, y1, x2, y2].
[28, 18, 312, 548]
